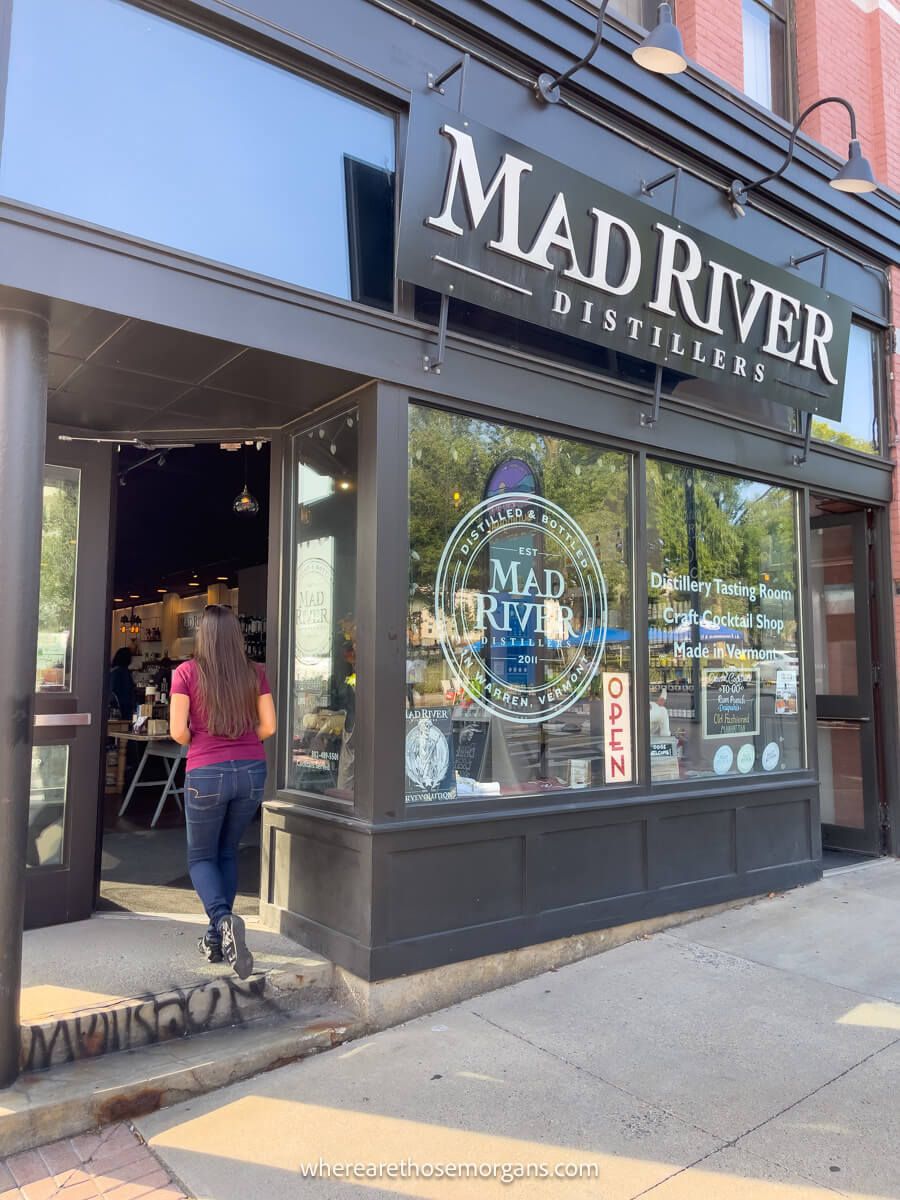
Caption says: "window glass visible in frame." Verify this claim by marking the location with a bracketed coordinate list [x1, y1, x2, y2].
[610, 0, 660, 27]
[817, 722, 865, 827]
[742, 0, 790, 119]
[408, 406, 633, 804]
[648, 462, 804, 782]
[288, 411, 358, 798]
[36, 466, 80, 692]
[2, 0, 396, 304]
[810, 523, 858, 695]
[813, 324, 880, 454]
[28, 745, 68, 867]
[579, 1, 663, 28]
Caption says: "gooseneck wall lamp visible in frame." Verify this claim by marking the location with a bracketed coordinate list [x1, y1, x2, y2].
[728, 96, 877, 215]
[535, 1, 686, 104]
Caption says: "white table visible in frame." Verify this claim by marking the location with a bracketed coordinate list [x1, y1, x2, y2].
[113, 732, 186, 828]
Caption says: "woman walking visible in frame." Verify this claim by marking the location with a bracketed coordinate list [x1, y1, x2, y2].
[169, 605, 276, 978]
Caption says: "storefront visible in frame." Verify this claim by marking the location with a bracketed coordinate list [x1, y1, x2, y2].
[2, 0, 899, 1082]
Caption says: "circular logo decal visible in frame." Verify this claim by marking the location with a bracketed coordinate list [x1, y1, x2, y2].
[713, 745, 734, 775]
[761, 742, 781, 772]
[295, 557, 333, 665]
[405, 716, 451, 790]
[435, 493, 607, 724]
[737, 744, 756, 774]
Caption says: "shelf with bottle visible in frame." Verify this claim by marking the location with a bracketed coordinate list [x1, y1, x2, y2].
[240, 613, 267, 663]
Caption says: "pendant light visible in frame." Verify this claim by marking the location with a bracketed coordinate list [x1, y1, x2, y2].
[233, 446, 260, 516]
[632, 4, 687, 75]
[534, 0, 687, 104]
[728, 96, 877, 214]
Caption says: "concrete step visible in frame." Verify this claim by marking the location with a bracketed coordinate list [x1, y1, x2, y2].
[2, 1003, 363, 1156]
[20, 957, 335, 1072]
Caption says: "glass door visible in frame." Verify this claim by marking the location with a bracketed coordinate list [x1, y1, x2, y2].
[810, 510, 882, 855]
[27, 434, 113, 927]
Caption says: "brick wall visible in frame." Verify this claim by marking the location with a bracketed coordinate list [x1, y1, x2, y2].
[689, 1, 900, 775]
[677, 0, 744, 91]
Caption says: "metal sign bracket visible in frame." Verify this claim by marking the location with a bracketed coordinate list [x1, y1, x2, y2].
[424, 293, 450, 374]
[427, 53, 470, 111]
[424, 55, 469, 373]
[791, 410, 815, 466]
[639, 167, 682, 429]
[640, 166, 682, 215]
[789, 245, 829, 290]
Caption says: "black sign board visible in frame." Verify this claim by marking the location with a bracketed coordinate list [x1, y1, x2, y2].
[398, 97, 851, 420]
[702, 668, 760, 739]
[453, 713, 491, 781]
[405, 706, 457, 804]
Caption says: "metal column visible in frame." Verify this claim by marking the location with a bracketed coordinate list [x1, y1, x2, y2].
[0, 289, 49, 1087]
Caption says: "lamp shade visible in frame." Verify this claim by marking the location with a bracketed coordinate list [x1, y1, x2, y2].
[233, 485, 260, 516]
[830, 139, 877, 194]
[632, 3, 687, 75]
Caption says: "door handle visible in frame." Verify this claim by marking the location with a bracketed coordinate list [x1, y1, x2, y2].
[33, 713, 92, 728]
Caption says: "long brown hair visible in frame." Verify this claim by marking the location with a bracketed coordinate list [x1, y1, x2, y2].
[194, 605, 259, 738]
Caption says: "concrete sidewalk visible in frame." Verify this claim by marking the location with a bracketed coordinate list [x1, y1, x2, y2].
[130, 858, 900, 1200]
[20, 911, 313, 1023]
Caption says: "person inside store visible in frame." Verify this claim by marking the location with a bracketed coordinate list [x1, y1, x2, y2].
[109, 647, 136, 722]
[169, 604, 277, 978]
[649, 685, 670, 738]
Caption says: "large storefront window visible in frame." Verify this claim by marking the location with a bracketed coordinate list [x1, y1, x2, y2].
[407, 406, 633, 803]
[648, 462, 804, 782]
[2, 0, 396, 307]
[287, 410, 358, 798]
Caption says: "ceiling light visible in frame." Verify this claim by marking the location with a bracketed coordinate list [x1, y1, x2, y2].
[217, 576, 229, 581]
[233, 485, 260, 515]
[233, 445, 260, 517]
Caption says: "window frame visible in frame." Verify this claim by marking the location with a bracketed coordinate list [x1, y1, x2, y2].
[811, 320, 887, 459]
[741, 0, 798, 123]
[280, 400, 361, 813]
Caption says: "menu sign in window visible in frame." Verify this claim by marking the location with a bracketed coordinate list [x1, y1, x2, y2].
[702, 668, 760, 740]
[405, 707, 457, 804]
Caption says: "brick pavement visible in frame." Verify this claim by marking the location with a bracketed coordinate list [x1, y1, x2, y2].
[0, 1124, 188, 1200]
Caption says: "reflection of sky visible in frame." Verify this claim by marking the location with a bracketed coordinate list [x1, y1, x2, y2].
[816, 325, 877, 449]
[1, 0, 395, 297]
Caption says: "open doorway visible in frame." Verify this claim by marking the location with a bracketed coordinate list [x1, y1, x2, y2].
[809, 495, 885, 867]
[100, 440, 271, 916]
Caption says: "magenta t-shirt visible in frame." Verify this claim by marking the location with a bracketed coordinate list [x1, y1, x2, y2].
[171, 659, 271, 771]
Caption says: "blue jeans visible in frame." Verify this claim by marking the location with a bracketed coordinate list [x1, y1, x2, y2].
[185, 758, 267, 936]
